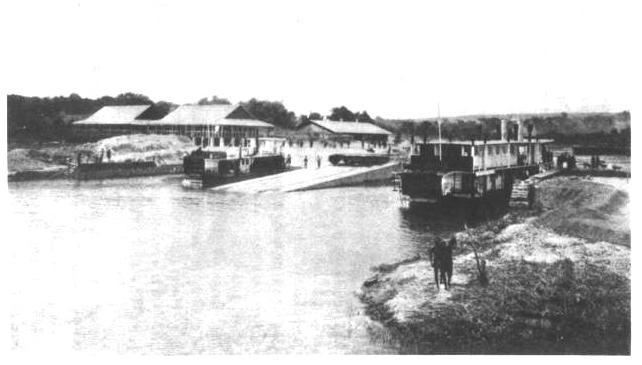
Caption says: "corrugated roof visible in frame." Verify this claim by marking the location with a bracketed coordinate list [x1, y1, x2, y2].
[74, 105, 151, 125]
[74, 104, 274, 128]
[155, 104, 273, 128]
[304, 120, 393, 135]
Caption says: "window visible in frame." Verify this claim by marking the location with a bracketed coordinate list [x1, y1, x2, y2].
[510, 145, 516, 154]
[194, 136, 201, 146]
[502, 145, 507, 154]
[224, 137, 232, 146]
[488, 146, 493, 155]
[234, 137, 241, 147]
[214, 138, 220, 147]
[475, 176, 485, 195]
[495, 175, 503, 189]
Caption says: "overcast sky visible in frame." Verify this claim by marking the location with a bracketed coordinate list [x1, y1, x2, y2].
[2, 0, 636, 119]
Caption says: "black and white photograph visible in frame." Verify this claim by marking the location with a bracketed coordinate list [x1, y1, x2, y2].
[1, 0, 635, 358]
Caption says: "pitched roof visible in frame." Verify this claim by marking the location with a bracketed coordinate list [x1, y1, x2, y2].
[74, 105, 151, 125]
[303, 119, 393, 135]
[156, 104, 273, 128]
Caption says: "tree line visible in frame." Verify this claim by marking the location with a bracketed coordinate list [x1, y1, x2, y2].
[6, 93, 631, 149]
[374, 112, 631, 148]
[7, 93, 378, 143]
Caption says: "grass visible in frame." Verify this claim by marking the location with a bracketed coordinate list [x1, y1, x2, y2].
[396, 259, 629, 354]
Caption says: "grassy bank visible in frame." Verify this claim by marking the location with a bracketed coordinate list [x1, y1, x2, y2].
[359, 176, 630, 354]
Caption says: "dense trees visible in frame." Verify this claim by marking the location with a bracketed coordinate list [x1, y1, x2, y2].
[327, 106, 374, 123]
[197, 95, 231, 105]
[7, 93, 174, 142]
[374, 112, 630, 147]
[241, 98, 297, 129]
[6, 92, 631, 149]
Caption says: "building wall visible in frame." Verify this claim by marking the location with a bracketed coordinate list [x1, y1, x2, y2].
[297, 124, 390, 145]
[472, 143, 543, 170]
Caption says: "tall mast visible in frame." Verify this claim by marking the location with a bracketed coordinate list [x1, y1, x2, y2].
[438, 103, 442, 162]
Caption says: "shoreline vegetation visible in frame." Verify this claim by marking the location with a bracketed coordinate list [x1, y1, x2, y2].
[359, 176, 630, 354]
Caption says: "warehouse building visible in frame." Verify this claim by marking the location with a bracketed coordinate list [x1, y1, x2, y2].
[73, 104, 275, 155]
[296, 119, 393, 147]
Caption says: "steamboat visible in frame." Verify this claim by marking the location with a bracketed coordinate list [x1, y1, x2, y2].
[182, 147, 287, 188]
[396, 120, 553, 206]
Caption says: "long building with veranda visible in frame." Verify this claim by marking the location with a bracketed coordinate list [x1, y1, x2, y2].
[73, 104, 275, 156]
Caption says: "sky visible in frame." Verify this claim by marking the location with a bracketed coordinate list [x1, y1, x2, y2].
[1, 0, 637, 119]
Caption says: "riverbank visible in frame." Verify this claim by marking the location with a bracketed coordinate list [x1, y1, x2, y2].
[359, 176, 630, 354]
[7, 134, 195, 181]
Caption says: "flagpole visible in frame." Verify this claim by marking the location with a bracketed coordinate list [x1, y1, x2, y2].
[438, 103, 442, 162]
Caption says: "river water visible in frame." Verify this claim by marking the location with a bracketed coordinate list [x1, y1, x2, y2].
[7, 176, 464, 354]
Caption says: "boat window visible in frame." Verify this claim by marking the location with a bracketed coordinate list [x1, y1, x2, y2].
[510, 145, 516, 154]
[486, 175, 494, 190]
[475, 176, 485, 195]
[501, 145, 507, 154]
[495, 175, 503, 189]
[488, 146, 493, 155]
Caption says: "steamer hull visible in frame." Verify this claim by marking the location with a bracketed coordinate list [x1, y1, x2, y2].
[397, 138, 552, 207]
[182, 150, 287, 188]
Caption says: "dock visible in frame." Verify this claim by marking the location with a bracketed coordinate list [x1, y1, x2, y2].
[209, 161, 401, 194]
[510, 169, 561, 207]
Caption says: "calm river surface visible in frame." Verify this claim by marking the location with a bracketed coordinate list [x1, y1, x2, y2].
[7, 176, 463, 354]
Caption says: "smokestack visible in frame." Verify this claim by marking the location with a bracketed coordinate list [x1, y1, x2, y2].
[500, 119, 508, 141]
[516, 118, 524, 142]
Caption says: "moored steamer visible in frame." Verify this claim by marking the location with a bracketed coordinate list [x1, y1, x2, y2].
[182, 148, 288, 188]
[397, 121, 553, 207]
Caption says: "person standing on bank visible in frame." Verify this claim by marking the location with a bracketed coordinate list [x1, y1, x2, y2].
[303, 155, 308, 169]
[316, 155, 321, 169]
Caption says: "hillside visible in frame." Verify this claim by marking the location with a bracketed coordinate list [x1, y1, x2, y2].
[374, 111, 631, 145]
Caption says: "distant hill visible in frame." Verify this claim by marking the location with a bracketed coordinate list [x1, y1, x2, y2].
[374, 111, 630, 148]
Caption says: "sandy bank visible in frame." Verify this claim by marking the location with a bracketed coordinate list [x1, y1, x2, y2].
[359, 176, 630, 354]
[8, 135, 196, 180]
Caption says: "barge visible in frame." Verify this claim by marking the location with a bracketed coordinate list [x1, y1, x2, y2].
[396, 132, 553, 206]
[182, 148, 288, 188]
[328, 153, 390, 166]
